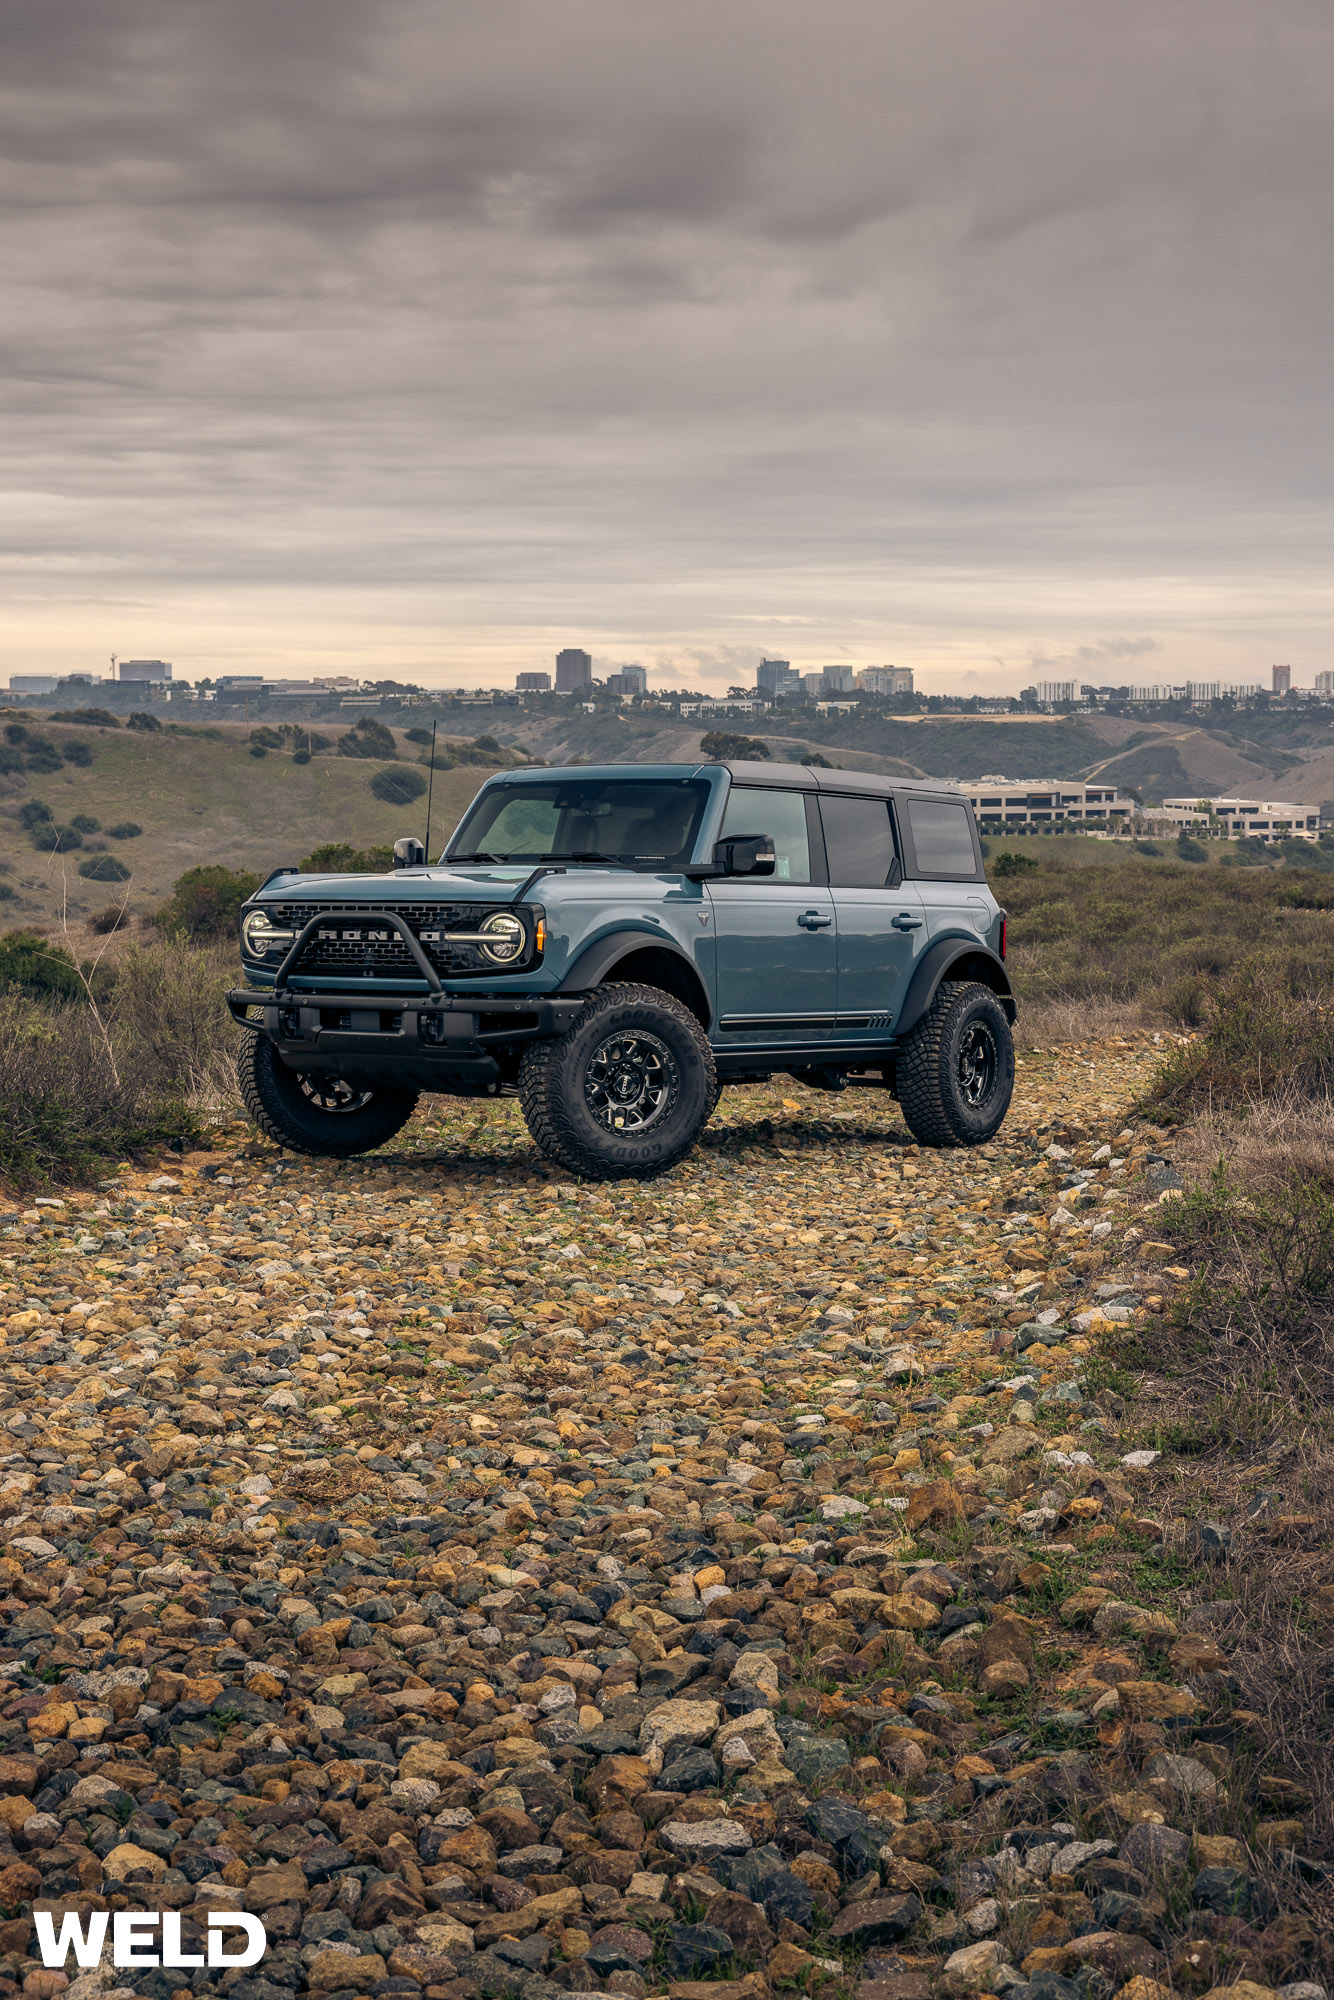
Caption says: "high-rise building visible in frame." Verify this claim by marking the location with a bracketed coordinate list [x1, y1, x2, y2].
[821, 664, 857, 693]
[606, 663, 648, 696]
[757, 658, 792, 694]
[1273, 664, 1292, 696]
[1034, 680, 1078, 705]
[801, 672, 825, 696]
[517, 671, 551, 691]
[119, 659, 173, 682]
[1184, 682, 1223, 704]
[555, 648, 592, 692]
[1314, 671, 1334, 696]
[858, 666, 914, 696]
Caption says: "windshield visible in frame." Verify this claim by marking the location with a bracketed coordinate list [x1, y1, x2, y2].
[448, 778, 711, 868]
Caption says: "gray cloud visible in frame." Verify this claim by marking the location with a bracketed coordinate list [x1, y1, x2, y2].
[2, 0, 1333, 688]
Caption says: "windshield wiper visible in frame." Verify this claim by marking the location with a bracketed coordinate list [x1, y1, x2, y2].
[545, 850, 622, 864]
[448, 851, 509, 864]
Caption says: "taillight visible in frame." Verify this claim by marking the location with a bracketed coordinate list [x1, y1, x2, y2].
[999, 916, 1007, 960]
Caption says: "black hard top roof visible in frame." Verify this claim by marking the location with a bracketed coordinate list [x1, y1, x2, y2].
[709, 760, 964, 797]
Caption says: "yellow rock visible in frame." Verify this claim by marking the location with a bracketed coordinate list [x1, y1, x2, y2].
[103, 1841, 168, 1879]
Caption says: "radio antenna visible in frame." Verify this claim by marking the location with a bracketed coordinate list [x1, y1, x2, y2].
[423, 720, 437, 861]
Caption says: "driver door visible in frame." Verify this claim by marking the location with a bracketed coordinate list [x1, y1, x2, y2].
[706, 787, 837, 1044]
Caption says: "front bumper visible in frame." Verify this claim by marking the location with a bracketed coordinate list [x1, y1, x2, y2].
[227, 984, 585, 1093]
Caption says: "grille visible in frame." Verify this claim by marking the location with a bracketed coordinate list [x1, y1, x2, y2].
[267, 901, 514, 978]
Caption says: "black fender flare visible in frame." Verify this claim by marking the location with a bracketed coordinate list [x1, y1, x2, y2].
[555, 932, 713, 1027]
[896, 940, 1015, 1039]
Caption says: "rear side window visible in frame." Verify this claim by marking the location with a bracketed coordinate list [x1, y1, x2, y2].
[819, 795, 899, 887]
[905, 798, 979, 878]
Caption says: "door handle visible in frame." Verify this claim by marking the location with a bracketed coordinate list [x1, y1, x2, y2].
[891, 912, 924, 931]
[797, 910, 832, 929]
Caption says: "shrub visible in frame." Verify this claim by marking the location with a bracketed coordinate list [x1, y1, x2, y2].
[62, 707, 119, 727]
[0, 748, 25, 776]
[154, 864, 260, 939]
[30, 823, 81, 852]
[1148, 922, 1334, 1116]
[472, 734, 502, 754]
[107, 821, 143, 839]
[61, 738, 93, 767]
[0, 885, 14, 904]
[70, 813, 100, 835]
[404, 726, 434, 745]
[25, 746, 62, 774]
[700, 731, 771, 760]
[1175, 831, 1209, 862]
[249, 744, 268, 758]
[127, 711, 162, 732]
[799, 752, 834, 767]
[18, 800, 52, 829]
[299, 842, 393, 873]
[78, 854, 131, 883]
[370, 765, 428, 806]
[1132, 838, 1162, 856]
[292, 749, 310, 765]
[991, 851, 1038, 878]
[337, 717, 397, 759]
[250, 726, 285, 749]
[3, 724, 28, 746]
[0, 932, 84, 1003]
[89, 904, 129, 935]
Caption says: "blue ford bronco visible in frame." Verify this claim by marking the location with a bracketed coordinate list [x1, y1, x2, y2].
[228, 760, 1014, 1178]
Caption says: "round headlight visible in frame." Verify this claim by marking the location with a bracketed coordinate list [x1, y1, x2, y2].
[241, 909, 295, 957]
[478, 911, 526, 963]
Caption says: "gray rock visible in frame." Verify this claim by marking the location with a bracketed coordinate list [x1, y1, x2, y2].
[1118, 1822, 1191, 1874]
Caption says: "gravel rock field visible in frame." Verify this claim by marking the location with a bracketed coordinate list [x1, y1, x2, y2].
[0, 1039, 1323, 2000]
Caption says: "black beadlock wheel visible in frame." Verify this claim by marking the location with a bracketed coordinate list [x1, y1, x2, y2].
[237, 1031, 420, 1158]
[518, 982, 717, 1180]
[895, 980, 1014, 1148]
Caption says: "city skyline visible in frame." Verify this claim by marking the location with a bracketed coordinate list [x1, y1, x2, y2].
[3, 2, 1334, 694]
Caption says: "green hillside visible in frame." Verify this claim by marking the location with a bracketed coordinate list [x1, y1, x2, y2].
[0, 717, 501, 927]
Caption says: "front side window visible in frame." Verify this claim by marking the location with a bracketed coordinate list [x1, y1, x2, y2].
[449, 779, 710, 868]
[819, 795, 898, 887]
[718, 787, 812, 882]
[906, 798, 979, 877]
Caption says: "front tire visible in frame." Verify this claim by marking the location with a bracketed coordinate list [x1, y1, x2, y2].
[896, 980, 1014, 1148]
[518, 982, 716, 1180]
[238, 1033, 420, 1158]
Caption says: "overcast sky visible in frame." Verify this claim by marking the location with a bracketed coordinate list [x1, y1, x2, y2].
[3, 0, 1333, 692]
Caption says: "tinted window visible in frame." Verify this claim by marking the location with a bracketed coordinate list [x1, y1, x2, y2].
[719, 787, 811, 883]
[819, 795, 898, 887]
[450, 779, 710, 867]
[906, 798, 978, 877]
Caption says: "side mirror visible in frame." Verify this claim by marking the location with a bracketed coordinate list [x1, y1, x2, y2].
[714, 834, 776, 876]
[393, 836, 426, 870]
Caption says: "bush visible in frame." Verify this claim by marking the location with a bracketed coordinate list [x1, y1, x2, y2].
[89, 904, 129, 935]
[61, 738, 93, 767]
[3, 724, 28, 746]
[991, 851, 1038, 878]
[700, 731, 771, 761]
[107, 821, 143, 839]
[799, 752, 835, 767]
[337, 717, 397, 759]
[62, 707, 119, 727]
[370, 765, 428, 806]
[292, 749, 310, 765]
[1175, 831, 1209, 862]
[18, 800, 52, 829]
[30, 823, 81, 852]
[249, 744, 268, 758]
[78, 854, 131, 883]
[0, 932, 84, 1003]
[70, 813, 100, 835]
[0, 884, 14, 904]
[154, 864, 260, 939]
[404, 726, 434, 745]
[1148, 922, 1334, 1116]
[127, 710, 162, 732]
[299, 841, 393, 873]
[250, 726, 285, 749]
[25, 747, 62, 774]
[472, 734, 502, 754]
[1132, 838, 1162, 856]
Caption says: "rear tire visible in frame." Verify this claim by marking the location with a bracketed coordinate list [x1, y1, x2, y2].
[518, 982, 716, 1180]
[238, 1032, 420, 1158]
[895, 980, 1014, 1148]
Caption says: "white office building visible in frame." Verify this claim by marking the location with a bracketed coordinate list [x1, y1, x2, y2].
[1159, 797, 1321, 841]
[964, 778, 1135, 831]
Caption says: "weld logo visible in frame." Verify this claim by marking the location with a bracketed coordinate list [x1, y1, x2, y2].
[34, 1911, 267, 1970]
